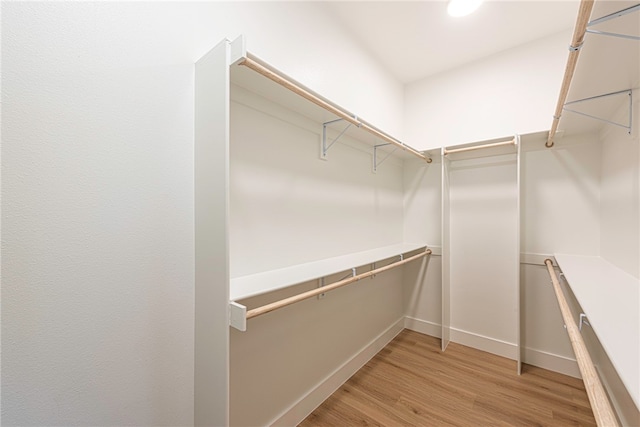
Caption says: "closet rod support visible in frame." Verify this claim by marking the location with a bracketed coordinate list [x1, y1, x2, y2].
[585, 29, 640, 41]
[373, 143, 398, 173]
[562, 89, 632, 135]
[229, 302, 247, 332]
[579, 313, 591, 331]
[317, 277, 326, 300]
[322, 119, 353, 159]
[587, 3, 640, 28]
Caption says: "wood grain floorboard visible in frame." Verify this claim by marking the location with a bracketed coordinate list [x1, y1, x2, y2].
[299, 330, 596, 426]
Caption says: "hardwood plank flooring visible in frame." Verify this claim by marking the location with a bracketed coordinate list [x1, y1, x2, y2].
[299, 330, 595, 426]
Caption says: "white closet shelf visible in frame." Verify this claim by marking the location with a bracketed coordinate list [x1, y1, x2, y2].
[549, 1, 639, 145]
[554, 254, 639, 408]
[231, 243, 428, 302]
[230, 47, 431, 165]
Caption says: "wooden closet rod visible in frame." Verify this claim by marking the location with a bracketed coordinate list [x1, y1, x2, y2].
[443, 139, 516, 156]
[239, 55, 432, 163]
[246, 248, 432, 320]
[544, 260, 619, 426]
[546, 0, 595, 148]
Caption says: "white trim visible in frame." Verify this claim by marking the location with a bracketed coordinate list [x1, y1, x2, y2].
[405, 317, 581, 378]
[406, 317, 518, 360]
[449, 327, 518, 360]
[404, 317, 441, 337]
[523, 347, 581, 378]
[269, 317, 405, 427]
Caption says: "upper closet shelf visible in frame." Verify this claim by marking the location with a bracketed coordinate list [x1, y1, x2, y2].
[228, 36, 431, 166]
[231, 243, 427, 302]
[547, 0, 639, 147]
[554, 254, 640, 409]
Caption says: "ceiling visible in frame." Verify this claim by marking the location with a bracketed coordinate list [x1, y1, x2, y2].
[324, 0, 581, 84]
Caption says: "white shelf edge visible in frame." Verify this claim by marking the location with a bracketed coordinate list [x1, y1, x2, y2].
[554, 253, 640, 409]
[230, 243, 428, 302]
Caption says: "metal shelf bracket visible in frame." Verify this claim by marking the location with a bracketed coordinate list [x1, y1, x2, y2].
[563, 89, 633, 134]
[321, 118, 354, 160]
[586, 4, 640, 41]
[579, 313, 591, 331]
[317, 267, 357, 299]
[373, 143, 398, 173]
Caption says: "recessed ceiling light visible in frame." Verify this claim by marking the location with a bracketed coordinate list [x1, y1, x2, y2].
[447, 0, 484, 17]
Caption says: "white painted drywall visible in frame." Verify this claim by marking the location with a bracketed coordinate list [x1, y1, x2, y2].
[402, 158, 443, 330]
[520, 134, 602, 256]
[599, 90, 640, 279]
[229, 90, 404, 278]
[520, 134, 603, 372]
[449, 154, 519, 351]
[1, 2, 404, 425]
[404, 30, 570, 150]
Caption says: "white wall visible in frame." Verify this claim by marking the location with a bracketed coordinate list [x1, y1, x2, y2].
[404, 31, 570, 151]
[1, 2, 404, 425]
[449, 154, 519, 354]
[230, 87, 404, 278]
[599, 90, 640, 278]
[520, 134, 602, 257]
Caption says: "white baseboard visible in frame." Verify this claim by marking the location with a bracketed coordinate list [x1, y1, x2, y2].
[450, 327, 518, 360]
[404, 316, 441, 337]
[523, 347, 581, 378]
[404, 317, 516, 359]
[269, 317, 405, 427]
[404, 317, 579, 378]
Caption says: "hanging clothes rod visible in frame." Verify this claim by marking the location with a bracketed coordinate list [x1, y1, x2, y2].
[546, 0, 595, 148]
[443, 139, 516, 156]
[245, 248, 432, 320]
[544, 260, 619, 427]
[238, 54, 432, 163]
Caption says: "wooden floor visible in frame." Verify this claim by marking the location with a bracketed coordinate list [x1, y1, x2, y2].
[299, 330, 595, 426]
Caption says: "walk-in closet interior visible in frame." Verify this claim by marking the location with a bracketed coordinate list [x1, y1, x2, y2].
[195, 2, 639, 426]
[2, 0, 638, 426]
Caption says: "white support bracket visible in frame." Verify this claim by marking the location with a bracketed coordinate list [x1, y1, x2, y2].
[563, 89, 633, 135]
[321, 118, 354, 160]
[586, 4, 640, 41]
[229, 301, 247, 331]
[579, 313, 591, 332]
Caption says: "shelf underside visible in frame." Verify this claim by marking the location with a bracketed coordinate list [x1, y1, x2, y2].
[559, 1, 640, 138]
[231, 62, 423, 162]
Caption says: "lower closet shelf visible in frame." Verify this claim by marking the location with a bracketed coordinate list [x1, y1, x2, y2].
[229, 243, 430, 331]
[554, 253, 639, 409]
